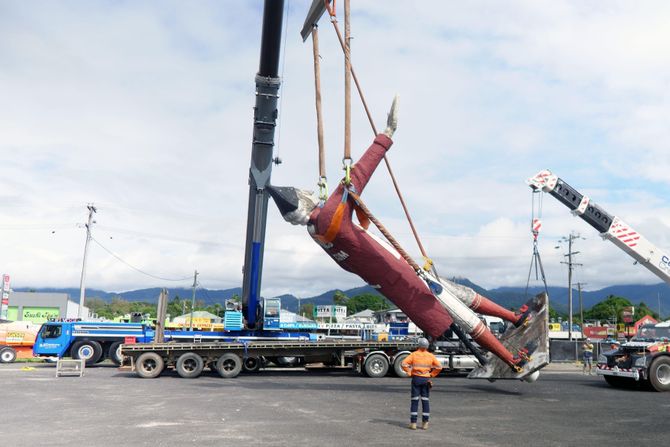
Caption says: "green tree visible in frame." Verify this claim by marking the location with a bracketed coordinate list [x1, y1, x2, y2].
[583, 295, 633, 322]
[129, 301, 156, 318]
[110, 297, 132, 316]
[206, 303, 224, 317]
[637, 301, 659, 320]
[300, 303, 315, 318]
[345, 293, 391, 314]
[548, 305, 566, 322]
[87, 297, 113, 319]
[167, 295, 184, 318]
[332, 291, 349, 306]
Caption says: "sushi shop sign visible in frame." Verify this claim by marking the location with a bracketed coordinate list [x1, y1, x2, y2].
[22, 307, 60, 323]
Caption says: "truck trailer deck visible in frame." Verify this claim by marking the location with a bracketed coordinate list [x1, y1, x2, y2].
[120, 339, 474, 379]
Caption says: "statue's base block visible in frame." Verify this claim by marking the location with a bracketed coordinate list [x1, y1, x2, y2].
[468, 292, 550, 381]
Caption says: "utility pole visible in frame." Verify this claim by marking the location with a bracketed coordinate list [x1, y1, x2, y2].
[78, 204, 97, 320]
[189, 270, 198, 332]
[560, 232, 582, 340]
[658, 292, 662, 320]
[577, 282, 587, 338]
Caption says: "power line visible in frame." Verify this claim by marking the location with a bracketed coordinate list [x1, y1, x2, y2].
[199, 285, 214, 303]
[90, 236, 192, 282]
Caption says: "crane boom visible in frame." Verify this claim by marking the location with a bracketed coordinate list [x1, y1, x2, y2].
[241, 0, 286, 328]
[527, 169, 670, 285]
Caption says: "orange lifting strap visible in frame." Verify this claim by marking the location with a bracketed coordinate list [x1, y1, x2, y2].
[315, 189, 370, 245]
[311, 0, 436, 275]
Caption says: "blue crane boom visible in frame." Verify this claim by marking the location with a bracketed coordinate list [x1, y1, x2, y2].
[241, 0, 286, 329]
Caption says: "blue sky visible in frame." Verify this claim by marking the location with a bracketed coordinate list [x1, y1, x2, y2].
[1, 1, 670, 297]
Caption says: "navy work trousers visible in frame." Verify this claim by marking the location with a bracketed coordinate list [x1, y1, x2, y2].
[410, 376, 430, 423]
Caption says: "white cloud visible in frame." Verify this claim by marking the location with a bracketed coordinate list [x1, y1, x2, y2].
[1, 1, 670, 298]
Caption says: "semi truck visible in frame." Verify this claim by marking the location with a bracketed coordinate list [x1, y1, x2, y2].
[32, 314, 504, 376]
[596, 321, 670, 392]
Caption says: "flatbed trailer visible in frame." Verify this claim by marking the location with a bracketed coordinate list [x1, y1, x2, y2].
[121, 339, 459, 379]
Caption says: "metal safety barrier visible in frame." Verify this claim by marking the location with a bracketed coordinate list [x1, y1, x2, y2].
[56, 358, 85, 378]
[549, 340, 613, 362]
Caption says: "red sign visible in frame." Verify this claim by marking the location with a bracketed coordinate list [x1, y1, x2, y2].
[124, 337, 137, 344]
[583, 327, 608, 339]
[622, 306, 635, 324]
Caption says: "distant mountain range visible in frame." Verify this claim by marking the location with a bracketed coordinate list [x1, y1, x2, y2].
[15, 279, 669, 317]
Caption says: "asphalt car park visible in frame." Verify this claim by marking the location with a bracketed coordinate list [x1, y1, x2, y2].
[1, 363, 668, 446]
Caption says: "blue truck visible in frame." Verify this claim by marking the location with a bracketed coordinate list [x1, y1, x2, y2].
[32, 305, 316, 367]
[33, 321, 154, 366]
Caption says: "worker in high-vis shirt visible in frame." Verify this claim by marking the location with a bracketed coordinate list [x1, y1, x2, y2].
[401, 337, 443, 430]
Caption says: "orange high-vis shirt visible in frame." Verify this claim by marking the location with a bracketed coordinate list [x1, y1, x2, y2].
[401, 350, 443, 378]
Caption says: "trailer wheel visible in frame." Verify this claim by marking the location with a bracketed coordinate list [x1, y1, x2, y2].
[242, 356, 261, 373]
[135, 352, 165, 379]
[393, 353, 409, 378]
[0, 347, 17, 363]
[364, 354, 389, 378]
[108, 342, 124, 366]
[649, 357, 670, 392]
[176, 352, 204, 379]
[71, 340, 103, 365]
[216, 353, 242, 378]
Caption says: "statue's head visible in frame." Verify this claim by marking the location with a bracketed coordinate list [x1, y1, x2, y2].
[266, 185, 319, 226]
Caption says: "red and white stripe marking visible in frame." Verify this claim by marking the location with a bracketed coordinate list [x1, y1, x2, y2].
[532, 218, 542, 234]
[528, 170, 558, 191]
[598, 365, 633, 372]
[574, 196, 589, 215]
[609, 219, 640, 248]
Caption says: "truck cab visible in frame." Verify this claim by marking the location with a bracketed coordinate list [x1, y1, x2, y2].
[34, 322, 72, 358]
[597, 321, 670, 391]
[33, 321, 151, 365]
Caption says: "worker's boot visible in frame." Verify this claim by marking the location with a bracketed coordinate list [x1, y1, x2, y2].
[421, 421, 429, 430]
[408, 423, 417, 430]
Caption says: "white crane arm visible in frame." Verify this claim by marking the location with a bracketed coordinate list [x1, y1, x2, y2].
[527, 169, 670, 285]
